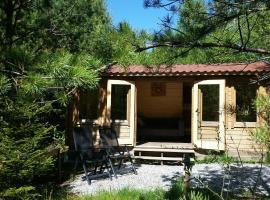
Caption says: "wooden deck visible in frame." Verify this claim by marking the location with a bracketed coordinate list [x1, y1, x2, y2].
[133, 142, 195, 164]
[135, 142, 194, 149]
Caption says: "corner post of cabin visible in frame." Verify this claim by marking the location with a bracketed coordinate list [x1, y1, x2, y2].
[67, 89, 80, 147]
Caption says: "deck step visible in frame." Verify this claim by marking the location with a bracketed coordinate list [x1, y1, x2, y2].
[135, 145, 193, 149]
[134, 156, 183, 161]
[133, 148, 194, 153]
[134, 156, 195, 161]
[133, 142, 195, 163]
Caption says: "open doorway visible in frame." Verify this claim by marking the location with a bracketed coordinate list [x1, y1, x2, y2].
[136, 80, 192, 144]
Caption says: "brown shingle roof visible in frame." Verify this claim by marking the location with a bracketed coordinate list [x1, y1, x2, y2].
[103, 61, 270, 76]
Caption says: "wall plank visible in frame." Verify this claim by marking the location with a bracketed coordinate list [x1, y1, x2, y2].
[136, 80, 183, 118]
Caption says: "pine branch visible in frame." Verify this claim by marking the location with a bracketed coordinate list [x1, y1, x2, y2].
[136, 41, 270, 55]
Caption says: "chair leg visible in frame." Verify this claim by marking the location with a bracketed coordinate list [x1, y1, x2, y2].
[72, 155, 80, 180]
[118, 159, 123, 170]
[105, 162, 112, 180]
[82, 161, 91, 185]
[108, 158, 117, 178]
[129, 156, 137, 175]
[94, 163, 98, 174]
[99, 162, 104, 174]
[125, 146, 137, 175]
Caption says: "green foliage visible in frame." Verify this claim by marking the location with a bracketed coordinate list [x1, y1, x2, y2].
[97, 1, 268, 66]
[0, 100, 57, 193]
[78, 188, 165, 200]
[20, 50, 101, 97]
[166, 178, 221, 200]
[188, 190, 210, 200]
[252, 126, 270, 148]
[3, 186, 37, 200]
[0, 75, 11, 95]
[254, 95, 270, 122]
[144, 0, 270, 63]
[107, 22, 151, 65]
[64, 178, 212, 200]
[178, 0, 208, 42]
[196, 151, 236, 164]
[0, 0, 111, 198]
[252, 95, 270, 163]
[167, 177, 185, 199]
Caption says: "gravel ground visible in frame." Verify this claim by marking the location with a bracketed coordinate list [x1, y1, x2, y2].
[65, 163, 270, 197]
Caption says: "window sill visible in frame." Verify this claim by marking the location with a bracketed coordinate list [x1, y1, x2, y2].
[201, 121, 219, 127]
[234, 122, 257, 128]
[111, 120, 129, 126]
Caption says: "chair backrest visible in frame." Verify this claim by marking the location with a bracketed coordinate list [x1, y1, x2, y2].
[73, 126, 93, 158]
[99, 125, 119, 148]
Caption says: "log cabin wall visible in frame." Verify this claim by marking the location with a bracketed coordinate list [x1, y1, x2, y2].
[67, 80, 108, 148]
[69, 75, 268, 159]
[187, 76, 267, 159]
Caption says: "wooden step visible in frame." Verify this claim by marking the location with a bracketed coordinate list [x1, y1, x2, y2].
[134, 156, 195, 161]
[135, 145, 193, 149]
[133, 148, 194, 153]
[134, 156, 183, 161]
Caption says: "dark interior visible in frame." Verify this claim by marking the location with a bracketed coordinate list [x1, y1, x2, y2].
[137, 117, 189, 142]
[137, 82, 192, 143]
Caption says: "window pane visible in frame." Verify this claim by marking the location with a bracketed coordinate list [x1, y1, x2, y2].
[79, 89, 99, 119]
[111, 85, 130, 120]
[199, 84, 219, 121]
[236, 84, 257, 122]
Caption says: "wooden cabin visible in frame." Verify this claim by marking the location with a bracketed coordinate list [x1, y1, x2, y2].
[69, 61, 270, 161]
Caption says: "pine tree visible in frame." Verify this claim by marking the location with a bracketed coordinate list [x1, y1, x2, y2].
[142, 0, 270, 62]
[0, 0, 111, 198]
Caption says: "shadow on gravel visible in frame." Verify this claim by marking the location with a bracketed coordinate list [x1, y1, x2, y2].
[190, 164, 270, 197]
[62, 162, 143, 192]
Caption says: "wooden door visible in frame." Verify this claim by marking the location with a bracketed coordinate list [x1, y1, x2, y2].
[192, 80, 225, 150]
[107, 80, 136, 145]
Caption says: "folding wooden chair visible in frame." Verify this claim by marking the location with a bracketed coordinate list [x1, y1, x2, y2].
[99, 125, 137, 178]
[73, 125, 113, 184]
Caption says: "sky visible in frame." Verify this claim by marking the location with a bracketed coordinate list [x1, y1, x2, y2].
[105, 0, 171, 33]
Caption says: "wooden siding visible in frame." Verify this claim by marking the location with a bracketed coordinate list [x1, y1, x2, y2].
[98, 80, 108, 125]
[67, 90, 80, 147]
[199, 126, 219, 140]
[114, 124, 130, 138]
[191, 77, 267, 157]
[136, 80, 183, 118]
[224, 84, 267, 158]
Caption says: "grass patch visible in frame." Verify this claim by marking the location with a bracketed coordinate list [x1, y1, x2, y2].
[195, 151, 237, 164]
[48, 176, 270, 199]
[63, 178, 213, 200]
[82, 188, 165, 200]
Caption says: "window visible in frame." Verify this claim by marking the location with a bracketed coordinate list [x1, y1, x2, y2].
[79, 89, 99, 119]
[236, 84, 257, 122]
[199, 84, 219, 122]
[111, 85, 130, 120]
